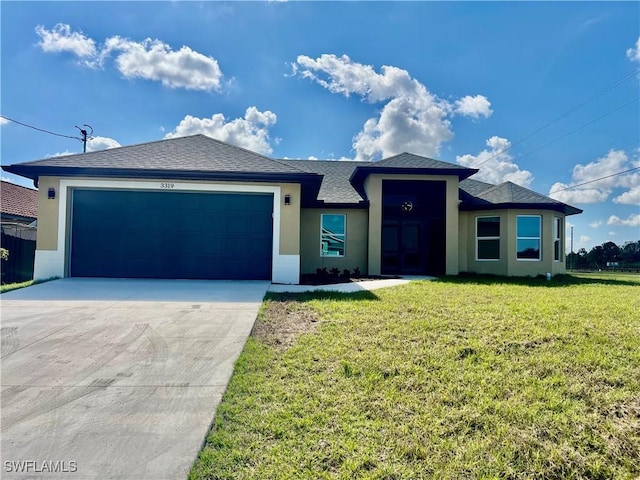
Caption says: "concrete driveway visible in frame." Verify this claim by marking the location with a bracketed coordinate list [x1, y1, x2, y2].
[1, 278, 269, 480]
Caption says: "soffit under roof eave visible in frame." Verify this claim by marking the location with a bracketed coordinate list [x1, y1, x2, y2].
[459, 202, 583, 216]
[2, 165, 322, 184]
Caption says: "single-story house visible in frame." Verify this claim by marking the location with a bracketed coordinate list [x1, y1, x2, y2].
[3, 134, 582, 283]
[1, 180, 38, 225]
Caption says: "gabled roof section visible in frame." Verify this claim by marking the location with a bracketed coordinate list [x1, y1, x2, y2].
[1, 180, 38, 221]
[279, 159, 369, 206]
[350, 152, 478, 198]
[460, 179, 583, 216]
[375, 152, 476, 172]
[3, 134, 315, 183]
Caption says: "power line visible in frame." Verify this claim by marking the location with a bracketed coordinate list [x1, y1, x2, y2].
[549, 166, 640, 194]
[512, 97, 638, 161]
[472, 68, 640, 169]
[0, 115, 82, 141]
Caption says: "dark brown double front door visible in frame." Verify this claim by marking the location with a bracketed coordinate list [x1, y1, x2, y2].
[381, 180, 446, 276]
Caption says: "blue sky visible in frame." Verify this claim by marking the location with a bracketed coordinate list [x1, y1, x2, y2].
[1, 1, 639, 251]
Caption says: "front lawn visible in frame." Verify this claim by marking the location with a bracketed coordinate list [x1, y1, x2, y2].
[190, 275, 640, 479]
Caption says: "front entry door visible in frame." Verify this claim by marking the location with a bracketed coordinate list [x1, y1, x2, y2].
[382, 220, 425, 274]
[380, 180, 446, 276]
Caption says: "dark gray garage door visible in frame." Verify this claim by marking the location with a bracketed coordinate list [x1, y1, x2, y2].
[70, 189, 273, 280]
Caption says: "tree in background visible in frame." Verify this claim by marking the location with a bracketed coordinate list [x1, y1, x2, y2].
[567, 240, 640, 270]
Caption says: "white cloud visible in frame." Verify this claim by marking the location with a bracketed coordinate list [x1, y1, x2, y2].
[626, 36, 640, 62]
[549, 149, 640, 204]
[607, 213, 640, 227]
[456, 136, 533, 187]
[165, 107, 277, 155]
[608, 231, 617, 236]
[589, 221, 603, 228]
[35, 23, 96, 59]
[35, 24, 223, 91]
[101, 37, 223, 91]
[578, 235, 591, 246]
[0, 117, 8, 126]
[47, 150, 75, 158]
[292, 54, 491, 161]
[86, 136, 121, 152]
[46, 136, 120, 157]
[613, 185, 640, 205]
[454, 95, 493, 119]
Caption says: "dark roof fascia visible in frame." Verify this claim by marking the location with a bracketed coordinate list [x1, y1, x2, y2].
[351, 165, 479, 184]
[300, 200, 369, 209]
[1, 213, 37, 223]
[350, 165, 479, 199]
[460, 202, 583, 216]
[2, 165, 321, 186]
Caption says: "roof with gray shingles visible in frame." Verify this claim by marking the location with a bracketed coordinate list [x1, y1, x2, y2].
[9, 134, 307, 175]
[459, 179, 582, 215]
[3, 134, 581, 214]
[374, 152, 477, 173]
[279, 159, 369, 204]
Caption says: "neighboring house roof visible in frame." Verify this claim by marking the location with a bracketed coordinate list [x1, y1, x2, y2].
[2, 134, 581, 215]
[1, 180, 38, 222]
[460, 179, 583, 215]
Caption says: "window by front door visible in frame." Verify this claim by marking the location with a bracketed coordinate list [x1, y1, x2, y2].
[321, 214, 346, 257]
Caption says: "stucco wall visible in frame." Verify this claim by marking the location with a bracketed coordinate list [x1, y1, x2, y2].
[364, 174, 460, 275]
[299, 208, 368, 275]
[460, 208, 568, 277]
[35, 177, 60, 251]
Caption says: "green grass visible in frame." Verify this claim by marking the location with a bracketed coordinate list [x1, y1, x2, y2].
[0, 279, 35, 293]
[0, 277, 58, 294]
[190, 275, 640, 479]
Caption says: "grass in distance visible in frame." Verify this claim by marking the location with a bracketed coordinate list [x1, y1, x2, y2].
[190, 275, 640, 479]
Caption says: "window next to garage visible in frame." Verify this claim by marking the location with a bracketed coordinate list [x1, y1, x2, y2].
[516, 215, 541, 261]
[476, 216, 500, 261]
[321, 214, 346, 257]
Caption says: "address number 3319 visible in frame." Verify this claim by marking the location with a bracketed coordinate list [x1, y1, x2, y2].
[160, 183, 175, 189]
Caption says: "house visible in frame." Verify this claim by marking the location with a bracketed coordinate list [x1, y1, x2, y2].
[1, 180, 38, 283]
[2, 134, 582, 283]
[1, 180, 38, 225]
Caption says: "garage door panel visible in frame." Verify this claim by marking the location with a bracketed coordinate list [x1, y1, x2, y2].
[71, 190, 274, 280]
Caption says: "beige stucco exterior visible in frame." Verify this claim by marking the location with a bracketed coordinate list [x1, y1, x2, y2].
[459, 209, 567, 277]
[33, 174, 572, 282]
[364, 174, 460, 275]
[35, 177, 60, 251]
[299, 208, 368, 275]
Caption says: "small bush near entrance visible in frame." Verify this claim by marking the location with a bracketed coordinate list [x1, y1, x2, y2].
[190, 274, 640, 480]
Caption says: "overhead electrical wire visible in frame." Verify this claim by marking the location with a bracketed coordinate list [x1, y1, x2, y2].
[0, 114, 81, 141]
[472, 68, 640, 169]
[512, 97, 639, 162]
[549, 166, 640, 194]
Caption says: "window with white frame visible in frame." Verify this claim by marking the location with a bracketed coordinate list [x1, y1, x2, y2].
[476, 216, 500, 260]
[516, 215, 541, 260]
[554, 217, 563, 262]
[320, 214, 346, 257]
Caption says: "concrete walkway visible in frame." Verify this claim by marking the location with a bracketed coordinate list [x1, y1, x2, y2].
[1, 278, 269, 480]
[269, 276, 434, 293]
